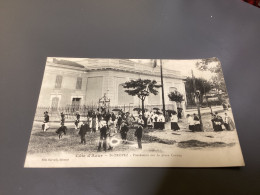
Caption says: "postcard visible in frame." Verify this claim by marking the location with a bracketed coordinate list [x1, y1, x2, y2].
[24, 57, 244, 167]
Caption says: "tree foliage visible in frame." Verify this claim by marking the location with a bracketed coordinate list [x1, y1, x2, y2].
[168, 91, 184, 103]
[123, 79, 161, 101]
[195, 57, 226, 92]
[123, 79, 161, 118]
[185, 77, 212, 104]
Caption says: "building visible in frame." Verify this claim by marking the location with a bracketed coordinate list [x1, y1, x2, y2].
[37, 58, 186, 111]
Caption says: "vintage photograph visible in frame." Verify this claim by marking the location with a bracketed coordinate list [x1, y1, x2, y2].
[24, 57, 244, 167]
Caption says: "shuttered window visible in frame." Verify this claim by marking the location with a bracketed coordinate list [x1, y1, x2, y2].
[55, 75, 63, 88]
[76, 77, 82, 89]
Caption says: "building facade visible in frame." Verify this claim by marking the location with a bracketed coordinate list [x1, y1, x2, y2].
[37, 58, 186, 110]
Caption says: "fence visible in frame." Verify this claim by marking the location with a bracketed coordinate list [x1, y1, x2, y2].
[34, 104, 178, 121]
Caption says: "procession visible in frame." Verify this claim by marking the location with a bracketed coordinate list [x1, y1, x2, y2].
[40, 103, 235, 153]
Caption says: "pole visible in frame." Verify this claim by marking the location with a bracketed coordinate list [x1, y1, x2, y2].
[160, 59, 166, 117]
[203, 81, 212, 114]
[191, 70, 204, 131]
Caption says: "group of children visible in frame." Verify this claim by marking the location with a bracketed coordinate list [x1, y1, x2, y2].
[48, 110, 145, 151]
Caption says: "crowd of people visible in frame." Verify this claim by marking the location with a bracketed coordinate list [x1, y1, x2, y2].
[40, 106, 235, 151]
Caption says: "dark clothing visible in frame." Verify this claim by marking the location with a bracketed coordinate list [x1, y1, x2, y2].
[189, 125, 194, 131]
[61, 114, 65, 125]
[171, 122, 180, 130]
[193, 115, 202, 132]
[111, 113, 116, 121]
[120, 125, 129, 140]
[92, 117, 97, 133]
[76, 114, 80, 120]
[56, 126, 67, 139]
[137, 138, 142, 149]
[135, 126, 143, 138]
[98, 126, 108, 151]
[44, 115, 49, 123]
[214, 117, 224, 131]
[56, 126, 67, 135]
[79, 124, 89, 144]
[177, 108, 182, 119]
[158, 122, 165, 130]
[78, 124, 90, 136]
[80, 135, 86, 144]
[135, 126, 143, 148]
[100, 126, 108, 138]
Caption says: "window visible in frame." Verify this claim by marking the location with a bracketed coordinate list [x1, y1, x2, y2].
[51, 97, 59, 111]
[76, 77, 82, 90]
[55, 75, 63, 89]
[72, 98, 81, 111]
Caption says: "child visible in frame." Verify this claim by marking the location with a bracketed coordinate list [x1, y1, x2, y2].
[56, 124, 67, 139]
[120, 121, 129, 143]
[187, 114, 194, 131]
[74, 112, 80, 129]
[78, 121, 89, 144]
[42, 111, 50, 132]
[98, 120, 108, 151]
[170, 112, 180, 131]
[147, 116, 153, 129]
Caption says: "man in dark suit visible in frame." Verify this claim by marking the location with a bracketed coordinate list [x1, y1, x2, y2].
[135, 115, 144, 149]
[78, 121, 89, 144]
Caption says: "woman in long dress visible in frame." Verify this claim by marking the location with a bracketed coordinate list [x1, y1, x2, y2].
[170, 113, 180, 131]
[214, 112, 224, 131]
[193, 113, 202, 132]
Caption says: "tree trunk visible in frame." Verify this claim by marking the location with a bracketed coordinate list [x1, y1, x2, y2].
[141, 99, 145, 119]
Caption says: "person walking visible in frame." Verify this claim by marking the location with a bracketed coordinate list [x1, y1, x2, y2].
[135, 115, 144, 149]
[120, 121, 129, 143]
[75, 112, 80, 129]
[158, 113, 165, 130]
[170, 112, 180, 131]
[78, 121, 89, 144]
[98, 120, 108, 152]
[43, 111, 50, 132]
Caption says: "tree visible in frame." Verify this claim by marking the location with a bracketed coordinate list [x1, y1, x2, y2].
[123, 79, 161, 118]
[168, 90, 184, 103]
[185, 77, 212, 105]
[196, 57, 227, 93]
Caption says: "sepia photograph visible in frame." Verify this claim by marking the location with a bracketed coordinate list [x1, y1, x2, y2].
[24, 57, 244, 167]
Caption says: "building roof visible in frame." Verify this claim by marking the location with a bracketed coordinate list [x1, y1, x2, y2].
[48, 58, 186, 80]
[53, 58, 85, 68]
